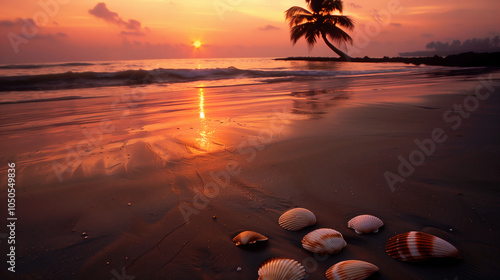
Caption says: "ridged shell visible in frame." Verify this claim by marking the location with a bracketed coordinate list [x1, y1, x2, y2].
[232, 231, 268, 246]
[302, 228, 347, 254]
[326, 260, 379, 280]
[278, 208, 316, 231]
[258, 257, 305, 280]
[347, 215, 384, 234]
[385, 231, 461, 261]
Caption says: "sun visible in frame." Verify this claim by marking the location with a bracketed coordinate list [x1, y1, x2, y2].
[193, 40, 202, 49]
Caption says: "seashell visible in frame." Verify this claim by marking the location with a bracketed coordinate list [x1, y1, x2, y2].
[347, 215, 384, 234]
[385, 231, 461, 261]
[258, 257, 305, 280]
[278, 208, 316, 231]
[232, 231, 268, 246]
[326, 260, 379, 280]
[302, 228, 347, 254]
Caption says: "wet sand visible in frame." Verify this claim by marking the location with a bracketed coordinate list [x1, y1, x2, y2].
[1, 68, 499, 279]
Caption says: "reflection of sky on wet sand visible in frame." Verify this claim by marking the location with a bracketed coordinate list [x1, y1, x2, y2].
[2, 77, 396, 185]
[290, 89, 351, 118]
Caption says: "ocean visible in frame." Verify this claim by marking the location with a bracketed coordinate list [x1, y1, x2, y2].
[0, 57, 441, 103]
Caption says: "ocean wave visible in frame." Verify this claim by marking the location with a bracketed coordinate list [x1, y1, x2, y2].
[0, 95, 107, 105]
[0, 66, 409, 91]
[0, 62, 109, 70]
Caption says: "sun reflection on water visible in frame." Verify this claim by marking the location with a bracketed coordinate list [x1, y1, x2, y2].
[199, 87, 205, 119]
[195, 87, 215, 152]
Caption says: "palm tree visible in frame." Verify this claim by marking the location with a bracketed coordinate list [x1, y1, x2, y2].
[285, 0, 354, 61]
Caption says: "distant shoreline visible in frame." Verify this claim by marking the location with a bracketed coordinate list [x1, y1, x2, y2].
[276, 51, 500, 67]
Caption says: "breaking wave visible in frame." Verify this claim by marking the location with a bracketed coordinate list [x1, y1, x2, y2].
[0, 66, 409, 91]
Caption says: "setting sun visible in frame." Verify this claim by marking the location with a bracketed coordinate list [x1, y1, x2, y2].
[193, 40, 202, 49]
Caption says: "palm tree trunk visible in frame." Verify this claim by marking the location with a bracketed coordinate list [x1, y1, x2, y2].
[321, 32, 351, 61]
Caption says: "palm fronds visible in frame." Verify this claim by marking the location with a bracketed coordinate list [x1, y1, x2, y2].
[286, 0, 355, 59]
[285, 7, 314, 28]
[323, 15, 354, 30]
[306, 0, 344, 14]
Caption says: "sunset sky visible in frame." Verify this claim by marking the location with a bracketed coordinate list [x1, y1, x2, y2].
[0, 0, 499, 63]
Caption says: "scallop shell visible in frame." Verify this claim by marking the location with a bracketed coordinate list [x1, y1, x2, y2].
[347, 215, 384, 234]
[326, 260, 379, 280]
[258, 257, 305, 280]
[302, 228, 347, 254]
[278, 208, 316, 231]
[385, 231, 461, 261]
[232, 231, 268, 246]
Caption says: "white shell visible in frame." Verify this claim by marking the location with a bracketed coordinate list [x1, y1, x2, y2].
[258, 257, 305, 280]
[347, 215, 384, 234]
[278, 208, 316, 231]
[386, 231, 461, 261]
[232, 231, 268, 246]
[326, 260, 379, 280]
[301, 228, 347, 254]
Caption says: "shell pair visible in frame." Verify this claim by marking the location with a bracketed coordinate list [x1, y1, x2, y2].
[279, 209, 384, 235]
[279, 208, 347, 254]
[258, 258, 378, 280]
[386, 231, 461, 261]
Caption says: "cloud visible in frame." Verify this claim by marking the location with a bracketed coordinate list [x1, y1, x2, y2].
[120, 31, 145, 36]
[123, 19, 141, 30]
[0, 18, 36, 28]
[88, 3, 121, 24]
[30, 32, 67, 40]
[371, 10, 392, 24]
[400, 36, 500, 56]
[421, 33, 434, 38]
[0, 19, 17, 27]
[259, 25, 280, 31]
[390, 23, 402, 27]
[348, 2, 362, 9]
[0, 18, 66, 41]
[88, 2, 148, 36]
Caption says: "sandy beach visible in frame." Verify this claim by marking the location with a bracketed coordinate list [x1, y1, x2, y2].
[1, 65, 499, 280]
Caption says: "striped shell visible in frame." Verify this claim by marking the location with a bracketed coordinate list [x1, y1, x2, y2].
[278, 208, 316, 231]
[385, 231, 461, 261]
[347, 215, 384, 234]
[232, 231, 268, 246]
[258, 257, 305, 280]
[302, 228, 347, 254]
[326, 260, 379, 280]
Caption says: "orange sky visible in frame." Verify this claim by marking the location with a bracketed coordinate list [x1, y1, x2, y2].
[0, 0, 499, 63]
